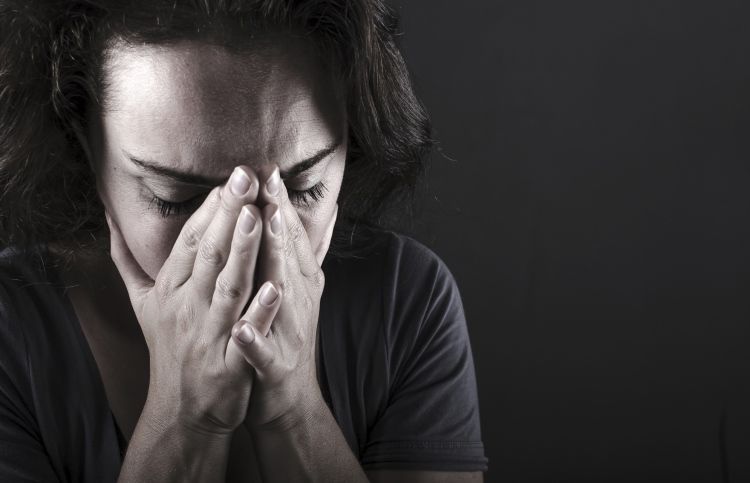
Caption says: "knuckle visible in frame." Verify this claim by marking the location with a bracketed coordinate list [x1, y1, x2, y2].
[199, 235, 225, 267]
[311, 268, 325, 289]
[154, 275, 176, 301]
[277, 275, 290, 294]
[215, 276, 242, 301]
[288, 220, 305, 242]
[302, 292, 314, 312]
[283, 237, 296, 260]
[175, 300, 197, 333]
[181, 223, 202, 252]
[291, 325, 305, 349]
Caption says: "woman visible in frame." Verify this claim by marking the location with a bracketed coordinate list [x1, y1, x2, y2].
[0, 0, 487, 481]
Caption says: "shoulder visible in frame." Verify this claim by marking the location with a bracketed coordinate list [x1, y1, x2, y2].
[379, 230, 464, 336]
[0, 245, 58, 372]
[382, 230, 459, 300]
[325, 226, 458, 290]
[0, 245, 75, 397]
[324, 226, 462, 316]
[0, 245, 50, 341]
[377, 231, 470, 388]
[383, 229, 453, 277]
[0, 245, 62, 332]
[330, 232, 487, 471]
[323, 225, 467, 364]
[0, 248, 68, 483]
[0, 246, 57, 432]
[0, 246, 122, 481]
[0, 244, 109, 419]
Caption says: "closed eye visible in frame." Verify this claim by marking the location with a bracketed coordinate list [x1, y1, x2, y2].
[148, 192, 207, 218]
[148, 181, 328, 218]
[287, 181, 328, 208]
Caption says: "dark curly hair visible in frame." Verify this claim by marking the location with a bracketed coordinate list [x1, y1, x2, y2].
[0, 0, 433, 259]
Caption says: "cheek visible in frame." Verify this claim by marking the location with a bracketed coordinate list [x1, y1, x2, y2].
[112, 209, 182, 280]
[297, 212, 326, 250]
[129, 221, 182, 280]
[92, 115, 186, 279]
[296, 154, 344, 249]
[99, 174, 183, 280]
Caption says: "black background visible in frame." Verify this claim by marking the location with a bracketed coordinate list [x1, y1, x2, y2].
[392, 1, 750, 481]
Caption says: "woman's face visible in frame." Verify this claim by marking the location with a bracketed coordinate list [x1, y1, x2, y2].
[89, 39, 346, 279]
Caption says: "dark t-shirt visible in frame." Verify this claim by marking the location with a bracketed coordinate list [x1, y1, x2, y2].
[0, 228, 487, 481]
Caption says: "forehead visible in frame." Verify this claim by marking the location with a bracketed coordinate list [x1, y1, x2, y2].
[100, 39, 344, 175]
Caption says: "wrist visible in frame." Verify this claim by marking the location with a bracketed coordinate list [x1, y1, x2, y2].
[141, 391, 236, 441]
[122, 395, 232, 483]
[246, 384, 327, 433]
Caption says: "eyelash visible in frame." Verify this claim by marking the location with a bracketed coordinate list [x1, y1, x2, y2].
[149, 193, 206, 218]
[149, 181, 328, 218]
[287, 181, 328, 208]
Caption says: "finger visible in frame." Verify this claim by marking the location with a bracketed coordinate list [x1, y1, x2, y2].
[262, 166, 304, 280]
[230, 322, 281, 380]
[210, 204, 262, 326]
[314, 203, 338, 266]
[274, 176, 320, 278]
[255, 201, 308, 340]
[257, 170, 312, 333]
[273, 180, 326, 300]
[155, 185, 221, 294]
[224, 281, 282, 374]
[191, 166, 259, 300]
[257, 166, 303, 276]
[105, 211, 152, 311]
[241, 281, 281, 337]
[255, 201, 289, 298]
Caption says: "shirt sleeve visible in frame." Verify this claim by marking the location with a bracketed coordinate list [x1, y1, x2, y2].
[359, 235, 488, 472]
[0, 279, 60, 482]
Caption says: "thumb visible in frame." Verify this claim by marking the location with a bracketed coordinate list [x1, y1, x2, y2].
[105, 211, 153, 311]
[314, 203, 338, 266]
[228, 322, 278, 379]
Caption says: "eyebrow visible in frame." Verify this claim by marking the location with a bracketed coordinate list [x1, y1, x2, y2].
[124, 141, 340, 187]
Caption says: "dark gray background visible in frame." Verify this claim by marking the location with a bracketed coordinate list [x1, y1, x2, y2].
[392, 1, 750, 481]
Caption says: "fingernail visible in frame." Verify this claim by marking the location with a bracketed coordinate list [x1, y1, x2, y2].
[259, 282, 279, 306]
[230, 167, 251, 196]
[266, 167, 280, 196]
[270, 207, 282, 235]
[239, 206, 256, 235]
[236, 323, 255, 344]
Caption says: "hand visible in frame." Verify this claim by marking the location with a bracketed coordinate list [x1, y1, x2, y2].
[105, 167, 275, 435]
[231, 166, 338, 431]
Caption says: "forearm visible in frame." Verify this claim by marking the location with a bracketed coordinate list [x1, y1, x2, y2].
[249, 391, 368, 483]
[118, 399, 232, 483]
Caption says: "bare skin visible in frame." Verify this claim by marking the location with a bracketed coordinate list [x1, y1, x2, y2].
[60, 38, 482, 482]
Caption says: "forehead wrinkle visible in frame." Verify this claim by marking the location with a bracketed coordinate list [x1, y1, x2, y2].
[245, 81, 305, 166]
[253, 91, 323, 167]
[100, 39, 344, 180]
